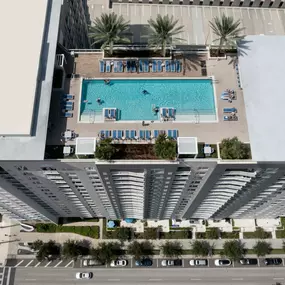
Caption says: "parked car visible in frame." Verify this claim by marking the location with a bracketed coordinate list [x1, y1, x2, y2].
[161, 259, 182, 267]
[214, 259, 231, 266]
[189, 259, 208, 266]
[264, 258, 282, 265]
[135, 259, 153, 267]
[239, 258, 258, 265]
[82, 259, 103, 266]
[110, 259, 128, 267]
[75, 272, 93, 279]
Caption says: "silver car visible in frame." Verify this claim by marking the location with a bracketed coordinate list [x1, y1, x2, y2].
[189, 259, 208, 266]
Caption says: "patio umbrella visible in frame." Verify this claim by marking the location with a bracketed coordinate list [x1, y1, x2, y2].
[107, 220, 115, 228]
[124, 218, 134, 224]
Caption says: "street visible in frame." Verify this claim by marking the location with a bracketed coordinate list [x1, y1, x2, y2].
[14, 267, 285, 285]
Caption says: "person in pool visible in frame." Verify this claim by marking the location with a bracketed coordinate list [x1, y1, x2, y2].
[104, 79, 110, 85]
[142, 89, 149, 95]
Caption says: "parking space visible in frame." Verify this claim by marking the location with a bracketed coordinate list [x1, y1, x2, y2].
[106, 258, 132, 268]
[7, 258, 74, 268]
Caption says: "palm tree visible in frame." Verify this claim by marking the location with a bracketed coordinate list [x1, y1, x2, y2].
[89, 12, 130, 55]
[209, 14, 244, 53]
[147, 15, 184, 57]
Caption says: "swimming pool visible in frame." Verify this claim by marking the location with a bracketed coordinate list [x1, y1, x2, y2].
[80, 78, 216, 122]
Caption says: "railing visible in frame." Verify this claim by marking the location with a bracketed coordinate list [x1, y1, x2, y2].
[55, 54, 65, 68]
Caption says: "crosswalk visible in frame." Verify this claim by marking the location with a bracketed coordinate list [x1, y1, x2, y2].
[5, 259, 75, 268]
[0, 267, 15, 285]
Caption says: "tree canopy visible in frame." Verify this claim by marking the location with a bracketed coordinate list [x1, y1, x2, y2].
[252, 241, 272, 257]
[36, 240, 61, 261]
[90, 242, 123, 264]
[191, 240, 213, 257]
[127, 241, 155, 260]
[154, 134, 177, 160]
[147, 15, 184, 57]
[62, 239, 90, 260]
[222, 240, 246, 260]
[95, 138, 116, 160]
[220, 137, 251, 159]
[89, 13, 130, 55]
[161, 241, 183, 258]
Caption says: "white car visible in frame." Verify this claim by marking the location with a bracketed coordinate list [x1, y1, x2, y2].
[189, 259, 208, 266]
[110, 259, 128, 267]
[75, 272, 93, 279]
[82, 259, 103, 266]
[214, 259, 231, 266]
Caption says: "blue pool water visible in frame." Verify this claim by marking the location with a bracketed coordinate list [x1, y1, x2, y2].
[80, 79, 216, 121]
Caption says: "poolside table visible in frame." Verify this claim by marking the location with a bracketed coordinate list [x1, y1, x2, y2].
[64, 130, 72, 139]
[204, 146, 212, 156]
[63, 146, 71, 156]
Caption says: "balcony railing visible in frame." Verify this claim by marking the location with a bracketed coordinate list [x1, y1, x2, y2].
[55, 54, 66, 68]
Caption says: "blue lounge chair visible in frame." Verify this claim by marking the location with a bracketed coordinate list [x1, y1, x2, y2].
[125, 130, 130, 139]
[176, 61, 181, 72]
[64, 105, 73, 111]
[113, 62, 119, 73]
[63, 101, 73, 106]
[145, 130, 151, 140]
[223, 107, 237, 113]
[110, 109, 116, 119]
[117, 130, 123, 139]
[127, 61, 131, 72]
[165, 60, 170, 72]
[172, 130, 178, 140]
[104, 109, 109, 118]
[62, 112, 73, 118]
[106, 62, 111, 72]
[112, 130, 117, 139]
[144, 60, 149, 72]
[157, 60, 162, 72]
[132, 62, 137, 72]
[171, 61, 176, 72]
[139, 130, 145, 140]
[118, 61, 123, 72]
[100, 130, 105, 137]
[139, 60, 143, 72]
[167, 130, 172, 137]
[152, 61, 157, 72]
[105, 130, 111, 138]
[99, 60, 105, 72]
[154, 130, 159, 138]
[162, 108, 167, 118]
[130, 130, 136, 139]
[62, 94, 74, 100]
[168, 108, 175, 118]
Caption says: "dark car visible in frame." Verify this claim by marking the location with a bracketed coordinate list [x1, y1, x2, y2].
[135, 259, 153, 267]
[161, 259, 182, 266]
[264, 258, 282, 265]
[239, 258, 258, 265]
[214, 259, 231, 266]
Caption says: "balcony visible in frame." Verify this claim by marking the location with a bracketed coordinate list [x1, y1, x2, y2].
[55, 54, 66, 68]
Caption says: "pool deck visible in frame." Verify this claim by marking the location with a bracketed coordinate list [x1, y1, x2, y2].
[46, 53, 249, 146]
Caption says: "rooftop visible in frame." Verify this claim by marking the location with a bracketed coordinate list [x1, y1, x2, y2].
[238, 35, 285, 162]
[0, 0, 48, 135]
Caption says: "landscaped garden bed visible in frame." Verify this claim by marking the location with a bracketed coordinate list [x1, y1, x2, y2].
[220, 232, 239, 239]
[112, 144, 158, 160]
[197, 143, 218, 158]
[243, 228, 272, 239]
[104, 49, 171, 58]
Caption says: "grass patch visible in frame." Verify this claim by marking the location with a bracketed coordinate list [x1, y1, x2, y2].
[35, 223, 99, 239]
[276, 230, 285, 239]
[243, 230, 272, 239]
[220, 232, 239, 239]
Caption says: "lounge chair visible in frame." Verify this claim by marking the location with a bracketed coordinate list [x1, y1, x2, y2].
[112, 130, 117, 139]
[167, 130, 172, 137]
[62, 112, 73, 118]
[176, 61, 181, 72]
[172, 130, 178, 139]
[165, 60, 170, 72]
[144, 60, 149, 72]
[106, 61, 111, 72]
[154, 130, 159, 138]
[64, 105, 73, 111]
[132, 61, 137, 72]
[100, 130, 105, 138]
[118, 61, 123, 72]
[152, 61, 157, 72]
[145, 130, 151, 140]
[139, 130, 145, 140]
[104, 109, 109, 119]
[171, 61, 176, 72]
[224, 115, 238, 121]
[161, 108, 167, 118]
[157, 60, 162, 72]
[168, 108, 175, 118]
[62, 94, 74, 100]
[139, 60, 143, 72]
[221, 94, 229, 100]
[117, 130, 123, 139]
[113, 61, 119, 73]
[125, 130, 130, 139]
[223, 107, 237, 113]
[110, 109, 116, 119]
[64, 101, 73, 106]
[105, 130, 111, 138]
[127, 61, 131, 72]
[99, 60, 105, 73]
[130, 130, 136, 139]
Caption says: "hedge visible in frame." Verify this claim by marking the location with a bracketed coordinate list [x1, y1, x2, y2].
[35, 224, 99, 239]
[243, 230, 272, 239]
[220, 232, 239, 239]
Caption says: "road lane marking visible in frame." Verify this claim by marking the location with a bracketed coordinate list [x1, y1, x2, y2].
[25, 260, 34, 267]
[6, 267, 11, 285]
[157, 259, 159, 268]
[149, 279, 162, 281]
[54, 261, 62, 267]
[45, 261, 52, 267]
[25, 279, 36, 281]
[35, 262, 41, 268]
[191, 278, 201, 281]
[65, 260, 74, 268]
[274, 278, 284, 280]
[15, 260, 24, 267]
[108, 279, 120, 281]
[232, 278, 243, 280]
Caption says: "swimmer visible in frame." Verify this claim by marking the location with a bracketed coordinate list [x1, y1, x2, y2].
[96, 98, 101, 104]
[142, 89, 148, 95]
[104, 79, 110, 85]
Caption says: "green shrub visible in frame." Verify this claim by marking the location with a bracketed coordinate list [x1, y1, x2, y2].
[220, 137, 251, 159]
[220, 232, 239, 239]
[95, 138, 116, 160]
[243, 228, 272, 239]
[154, 134, 177, 160]
[196, 232, 206, 239]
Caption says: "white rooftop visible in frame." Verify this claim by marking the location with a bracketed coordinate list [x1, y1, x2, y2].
[0, 0, 48, 135]
[177, 137, 198, 155]
[238, 35, 285, 162]
[76, 138, 97, 155]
